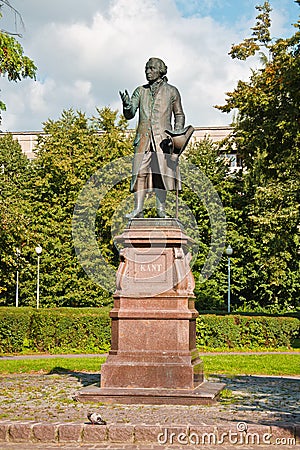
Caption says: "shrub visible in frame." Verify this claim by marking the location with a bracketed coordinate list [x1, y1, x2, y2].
[196, 314, 300, 349]
[0, 308, 299, 354]
[0, 307, 32, 353]
[0, 307, 111, 354]
[29, 308, 111, 353]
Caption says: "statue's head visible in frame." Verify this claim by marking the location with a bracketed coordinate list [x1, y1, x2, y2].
[145, 57, 168, 83]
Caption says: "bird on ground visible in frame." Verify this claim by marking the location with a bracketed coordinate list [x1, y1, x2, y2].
[87, 412, 107, 425]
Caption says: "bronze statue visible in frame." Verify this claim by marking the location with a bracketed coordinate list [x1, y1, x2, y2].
[120, 57, 193, 219]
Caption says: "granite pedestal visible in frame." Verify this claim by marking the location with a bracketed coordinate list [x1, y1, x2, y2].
[77, 219, 224, 404]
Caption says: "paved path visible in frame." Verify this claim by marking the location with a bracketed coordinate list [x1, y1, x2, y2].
[0, 444, 298, 449]
[0, 371, 299, 448]
[1, 351, 299, 360]
[0, 353, 299, 448]
[0, 353, 108, 360]
[0, 445, 299, 449]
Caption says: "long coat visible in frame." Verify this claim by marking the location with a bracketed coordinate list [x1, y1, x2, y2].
[123, 79, 185, 192]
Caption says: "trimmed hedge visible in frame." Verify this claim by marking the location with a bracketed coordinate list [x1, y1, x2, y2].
[0, 308, 32, 353]
[0, 307, 111, 354]
[0, 307, 299, 354]
[196, 314, 300, 348]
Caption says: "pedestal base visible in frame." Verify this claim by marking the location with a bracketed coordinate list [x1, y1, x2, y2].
[101, 296, 204, 390]
[77, 219, 224, 405]
[76, 379, 225, 405]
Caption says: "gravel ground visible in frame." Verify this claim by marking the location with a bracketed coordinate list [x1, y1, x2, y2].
[0, 371, 299, 427]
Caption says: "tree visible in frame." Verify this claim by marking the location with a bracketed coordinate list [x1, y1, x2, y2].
[216, 1, 300, 309]
[0, 133, 32, 303]
[0, 1, 36, 118]
[17, 108, 132, 307]
[182, 137, 235, 310]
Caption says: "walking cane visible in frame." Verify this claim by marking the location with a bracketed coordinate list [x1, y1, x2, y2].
[165, 125, 195, 220]
[176, 164, 179, 220]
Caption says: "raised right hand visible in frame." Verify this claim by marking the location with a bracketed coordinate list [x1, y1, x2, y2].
[119, 89, 131, 107]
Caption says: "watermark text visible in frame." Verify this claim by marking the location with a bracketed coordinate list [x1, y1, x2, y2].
[157, 422, 296, 446]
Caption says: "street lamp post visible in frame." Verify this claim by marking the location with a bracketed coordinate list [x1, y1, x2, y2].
[15, 248, 21, 307]
[35, 245, 42, 309]
[225, 245, 233, 313]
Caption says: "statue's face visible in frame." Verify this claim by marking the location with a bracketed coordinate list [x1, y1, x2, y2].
[145, 60, 161, 83]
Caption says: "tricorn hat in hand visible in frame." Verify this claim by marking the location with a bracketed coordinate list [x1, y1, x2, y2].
[165, 125, 194, 156]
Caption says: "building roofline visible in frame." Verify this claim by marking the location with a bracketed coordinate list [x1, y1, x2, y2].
[1, 125, 234, 135]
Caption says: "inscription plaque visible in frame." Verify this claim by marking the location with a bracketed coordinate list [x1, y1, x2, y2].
[134, 253, 167, 282]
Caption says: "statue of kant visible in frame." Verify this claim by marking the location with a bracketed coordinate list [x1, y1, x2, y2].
[120, 57, 193, 219]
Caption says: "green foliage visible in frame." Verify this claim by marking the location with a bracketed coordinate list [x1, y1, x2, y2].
[0, 307, 31, 352]
[0, 31, 36, 82]
[0, 9, 36, 116]
[0, 308, 298, 354]
[183, 136, 268, 312]
[91, 107, 133, 268]
[196, 314, 300, 349]
[0, 134, 32, 302]
[0, 107, 135, 307]
[184, 137, 233, 309]
[216, 1, 300, 308]
[229, 2, 272, 60]
[218, 388, 236, 404]
[29, 307, 111, 353]
[10, 108, 133, 307]
[235, 299, 299, 315]
[0, 307, 111, 354]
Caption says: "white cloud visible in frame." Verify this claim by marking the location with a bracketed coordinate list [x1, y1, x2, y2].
[28, 79, 56, 114]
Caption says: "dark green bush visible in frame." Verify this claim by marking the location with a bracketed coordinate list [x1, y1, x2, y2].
[29, 308, 111, 353]
[0, 307, 32, 353]
[0, 308, 299, 354]
[196, 315, 300, 349]
[0, 307, 111, 354]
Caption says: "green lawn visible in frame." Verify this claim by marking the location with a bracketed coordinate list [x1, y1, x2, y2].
[202, 354, 300, 376]
[0, 354, 299, 376]
[0, 357, 106, 374]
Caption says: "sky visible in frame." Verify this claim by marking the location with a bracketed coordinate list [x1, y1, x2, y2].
[0, 0, 299, 131]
